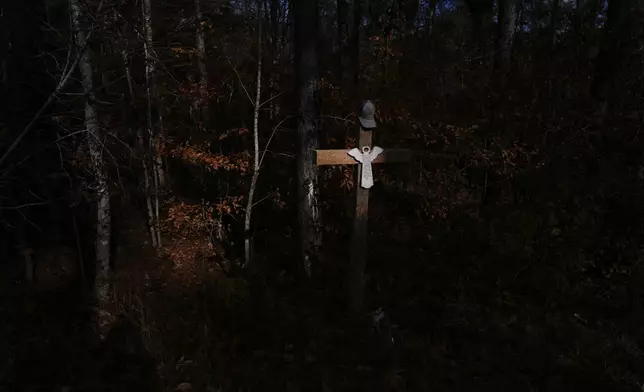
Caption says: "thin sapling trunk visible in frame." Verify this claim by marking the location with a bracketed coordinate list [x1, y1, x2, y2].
[244, 2, 263, 267]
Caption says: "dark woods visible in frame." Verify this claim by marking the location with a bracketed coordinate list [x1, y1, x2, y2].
[1, 0, 644, 390]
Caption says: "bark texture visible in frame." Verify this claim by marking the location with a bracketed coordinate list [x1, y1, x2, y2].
[294, 0, 321, 277]
[591, 0, 634, 104]
[494, 0, 517, 87]
[244, 2, 263, 268]
[70, 0, 111, 301]
[142, 0, 163, 247]
[336, 0, 350, 84]
[194, 0, 210, 125]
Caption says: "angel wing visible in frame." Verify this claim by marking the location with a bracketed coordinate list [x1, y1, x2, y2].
[370, 146, 384, 160]
[347, 148, 363, 162]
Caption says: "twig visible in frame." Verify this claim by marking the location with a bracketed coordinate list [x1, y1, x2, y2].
[319, 114, 356, 124]
[222, 47, 255, 107]
[0, 51, 81, 168]
[258, 114, 297, 169]
[251, 191, 275, 208]
[0, 200, 54, 210]
[0, 129, 89, 179]
[259, 92, 284, 109]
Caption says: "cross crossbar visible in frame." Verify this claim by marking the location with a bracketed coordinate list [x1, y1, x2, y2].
[313, 148, 412, 166]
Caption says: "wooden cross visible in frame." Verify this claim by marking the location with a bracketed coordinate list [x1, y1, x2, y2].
[313, 100, 412, 313]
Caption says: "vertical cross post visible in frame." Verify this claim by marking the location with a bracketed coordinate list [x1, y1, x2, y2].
[312, 100, 411, 314]
[348, 102, 374, 313]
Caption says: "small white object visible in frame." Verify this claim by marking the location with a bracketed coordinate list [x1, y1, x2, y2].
[348, 146, 383, 189]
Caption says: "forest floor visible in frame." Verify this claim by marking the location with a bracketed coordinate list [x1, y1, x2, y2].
[3, 195, 644, 391]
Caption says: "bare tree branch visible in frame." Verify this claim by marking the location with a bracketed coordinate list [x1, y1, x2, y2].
[0, 200, 55, 210]
[223, 49, 255, 107]
[0, 0, 105, 169]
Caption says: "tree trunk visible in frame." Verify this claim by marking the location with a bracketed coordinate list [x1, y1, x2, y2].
[293, 0, 320, 278]
[70, 0, 111, 301]
[244, 2, 263, 268]
[142, 0, 163, 247]
[0, 4, 7, 86]
[194, 0, 210, 127]
[350, 0, 364, 89]
[591, 0, 634, 108]
[579, 0, 601, 31]
[573, 0, 600, 68]
[549, 0, 560, 48]
[336, 0, 350, 84]
[119, 48, 159, 248]
[142, 0, 165, 189]
[494, 0, 517, 88]
[464, 0, 494, 67]
[399, 0, 420, 35]
[546, 0, 560, 99]
[270, 0, 280, 40]
[425, 0, 436, 37]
